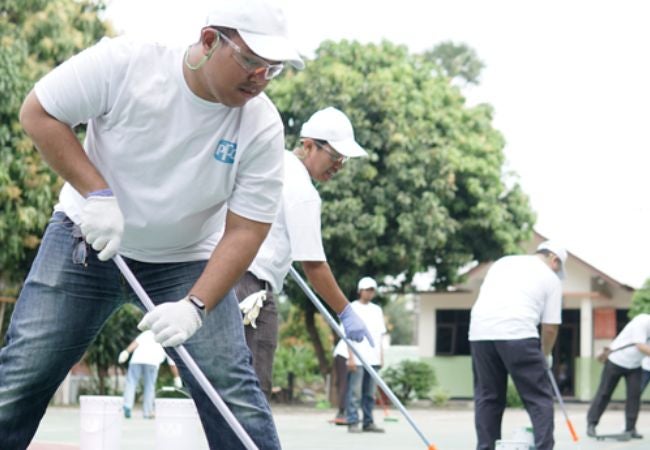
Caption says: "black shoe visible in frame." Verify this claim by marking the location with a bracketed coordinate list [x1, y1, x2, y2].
[348, 424, 362, 433]
[586, 424, 596, 438]
[625, 429, 643, 439]
[362, 423, 385, 433]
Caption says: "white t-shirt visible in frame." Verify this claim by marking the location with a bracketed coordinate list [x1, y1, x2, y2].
[469, 255, 563, 341]
[608, 314, 650, 369]
[333, 301, 386, 366]
[248, 151, 326, 292]
[130, 330, 167, 367]
[642, 356, 650, 372]
[34, 37, 284, 262]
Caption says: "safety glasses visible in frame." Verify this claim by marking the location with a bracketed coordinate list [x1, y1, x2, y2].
[218, 31, 284, 80]
[314, 141, 348, 164]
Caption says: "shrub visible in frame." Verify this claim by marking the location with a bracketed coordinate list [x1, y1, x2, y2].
[382, 360, 436, 405]
[506, 380, 524, 408]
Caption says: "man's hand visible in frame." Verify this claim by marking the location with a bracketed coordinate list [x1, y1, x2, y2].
[118, 350, 129, 364]
[338, 304, 374, 346]
[173, 376, 183, 389]
[80, 191, 124, 261]
[138, 298, 203, 347]
[546, 354, 553, 369]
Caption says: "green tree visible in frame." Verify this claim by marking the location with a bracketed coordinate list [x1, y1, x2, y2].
[629, 278, 650, 317]
[384, 294, 415, 345]
[423, 40, 485, 85]
[0, 0, 110, 292]
[267, 40, 534, 373]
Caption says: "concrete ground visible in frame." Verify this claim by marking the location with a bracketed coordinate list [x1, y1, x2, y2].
[29, 402, 650, 450]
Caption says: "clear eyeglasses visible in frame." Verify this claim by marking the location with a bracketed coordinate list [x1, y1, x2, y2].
[218, 31, 284, 80]
[315, 141, 348, 164]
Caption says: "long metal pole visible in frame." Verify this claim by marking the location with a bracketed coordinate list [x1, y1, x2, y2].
[289, 266, 437, 450]
[547, 368, 579, 442]
[113, 255, 259, 450]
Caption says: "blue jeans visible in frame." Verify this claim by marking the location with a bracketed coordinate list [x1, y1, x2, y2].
[123, 363, 159, 417]
[346, 364, 380, 427]
[0, 212, 279, 450]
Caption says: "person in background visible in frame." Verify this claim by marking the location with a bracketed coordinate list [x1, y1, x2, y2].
[469, 241, 566, 450]
[333, 276, 387, 433]
[118, 330, 182, 419]
[234, 107, 372, 399]
[587, 313, 650, 439]
[0, 1, 303, 448]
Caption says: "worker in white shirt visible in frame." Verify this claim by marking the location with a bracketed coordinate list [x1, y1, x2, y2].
[469, 241, 566, 450]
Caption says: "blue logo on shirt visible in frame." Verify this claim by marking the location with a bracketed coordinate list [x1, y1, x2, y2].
[214, 139, 237, 164]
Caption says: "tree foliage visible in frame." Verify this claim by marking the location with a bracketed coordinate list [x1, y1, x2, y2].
[268, 40, 534, 295]
[423, 40, 485, 85]
[629, 278, 650, 318]
[0, 0, 110, 290]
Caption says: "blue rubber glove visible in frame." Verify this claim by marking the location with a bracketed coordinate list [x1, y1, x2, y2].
[338, 304, 374, 347]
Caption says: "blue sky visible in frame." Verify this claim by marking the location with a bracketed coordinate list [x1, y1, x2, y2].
[104, 0, 650, 287]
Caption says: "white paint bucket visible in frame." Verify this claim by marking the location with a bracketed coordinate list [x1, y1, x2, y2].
[155, 398, 206, 450]
[79, 395, 123, 450]
[495, 440, 534, 450]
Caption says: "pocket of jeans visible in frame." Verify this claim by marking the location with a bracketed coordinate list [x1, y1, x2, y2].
[47, 212, 88, 266]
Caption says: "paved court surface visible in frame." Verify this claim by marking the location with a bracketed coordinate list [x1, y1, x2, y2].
[29, 402, 650, 449]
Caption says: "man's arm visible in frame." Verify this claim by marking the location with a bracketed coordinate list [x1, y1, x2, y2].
[19, 90, 109, 196]
[190, 210, 271, 310]
[541, 323, 559, 356]
[301, 260, 348, 314]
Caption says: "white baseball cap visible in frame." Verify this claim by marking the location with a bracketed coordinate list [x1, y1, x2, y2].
[206, 0, 304, 69]
[300, 107, 368, 158]
[357, 276, 378, 291]
[537, 240, 568, 279]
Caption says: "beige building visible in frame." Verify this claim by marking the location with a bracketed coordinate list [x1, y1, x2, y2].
[415, 232, 639, 401]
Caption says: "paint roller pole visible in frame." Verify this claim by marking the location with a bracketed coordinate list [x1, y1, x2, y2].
[289, 266, 437, 450]
[113, 255, 259, 450]
[547, 367, 579, 442]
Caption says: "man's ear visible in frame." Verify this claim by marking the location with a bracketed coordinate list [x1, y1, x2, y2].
[200, 28, 220, 53]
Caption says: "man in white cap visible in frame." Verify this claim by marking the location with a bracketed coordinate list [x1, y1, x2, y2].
[234, 107, 372, 399]
[468, 241, 567, 450]
[587, 313, 650, 440]
[1, 0, 301, 448]
[333, 276, 387, 433]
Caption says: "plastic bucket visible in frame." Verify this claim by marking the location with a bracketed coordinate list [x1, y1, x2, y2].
[79, 395, 123, 450]
[495, 440, 533, 450]
[155, 398, 205, 450]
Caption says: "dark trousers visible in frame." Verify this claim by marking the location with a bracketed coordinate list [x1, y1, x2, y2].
[471, 339, 554, 450]
[234, 271, 278, 400]
[334, 355, 349, 414]
[641, 369, 650, 393]
[587, 360, 642, 431]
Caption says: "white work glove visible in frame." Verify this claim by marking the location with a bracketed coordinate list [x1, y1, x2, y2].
[546, 354, 553, 369]
[338, 304, 374, 346]
[173, 376, 183, 389]
[80, 191, 124, 261]
[138, 298, 203, 347]
[118, 350, 130, 364]
[239, 290, 266, 328]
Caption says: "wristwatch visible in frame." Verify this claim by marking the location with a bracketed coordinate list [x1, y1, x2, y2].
[187, 294, 207, 320]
